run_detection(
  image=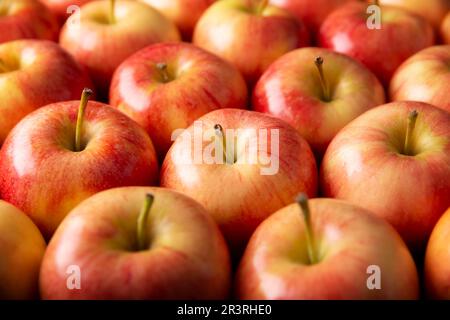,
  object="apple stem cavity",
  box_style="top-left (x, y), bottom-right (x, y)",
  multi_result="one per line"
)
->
top-left (214, 124), bottom-right (234, 165)
top-left (256, 0), bottom-right (268, 15)
top-left (314, 56), bottom-right (331, 102)
top-left (109, 0), bottom-right (116, 24)
top-left (156, 63), bottom-right (170, 83)
top-left (0, 59), bottom-right (7, 73)
top-left (137, 193), bottom-right (154, 251)
top-left (403, 110), bottom-right (418, 156)
top-left (296, 193), bottom-right (318, 265)
top-left (74, 88), bottom-right (93, 152)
